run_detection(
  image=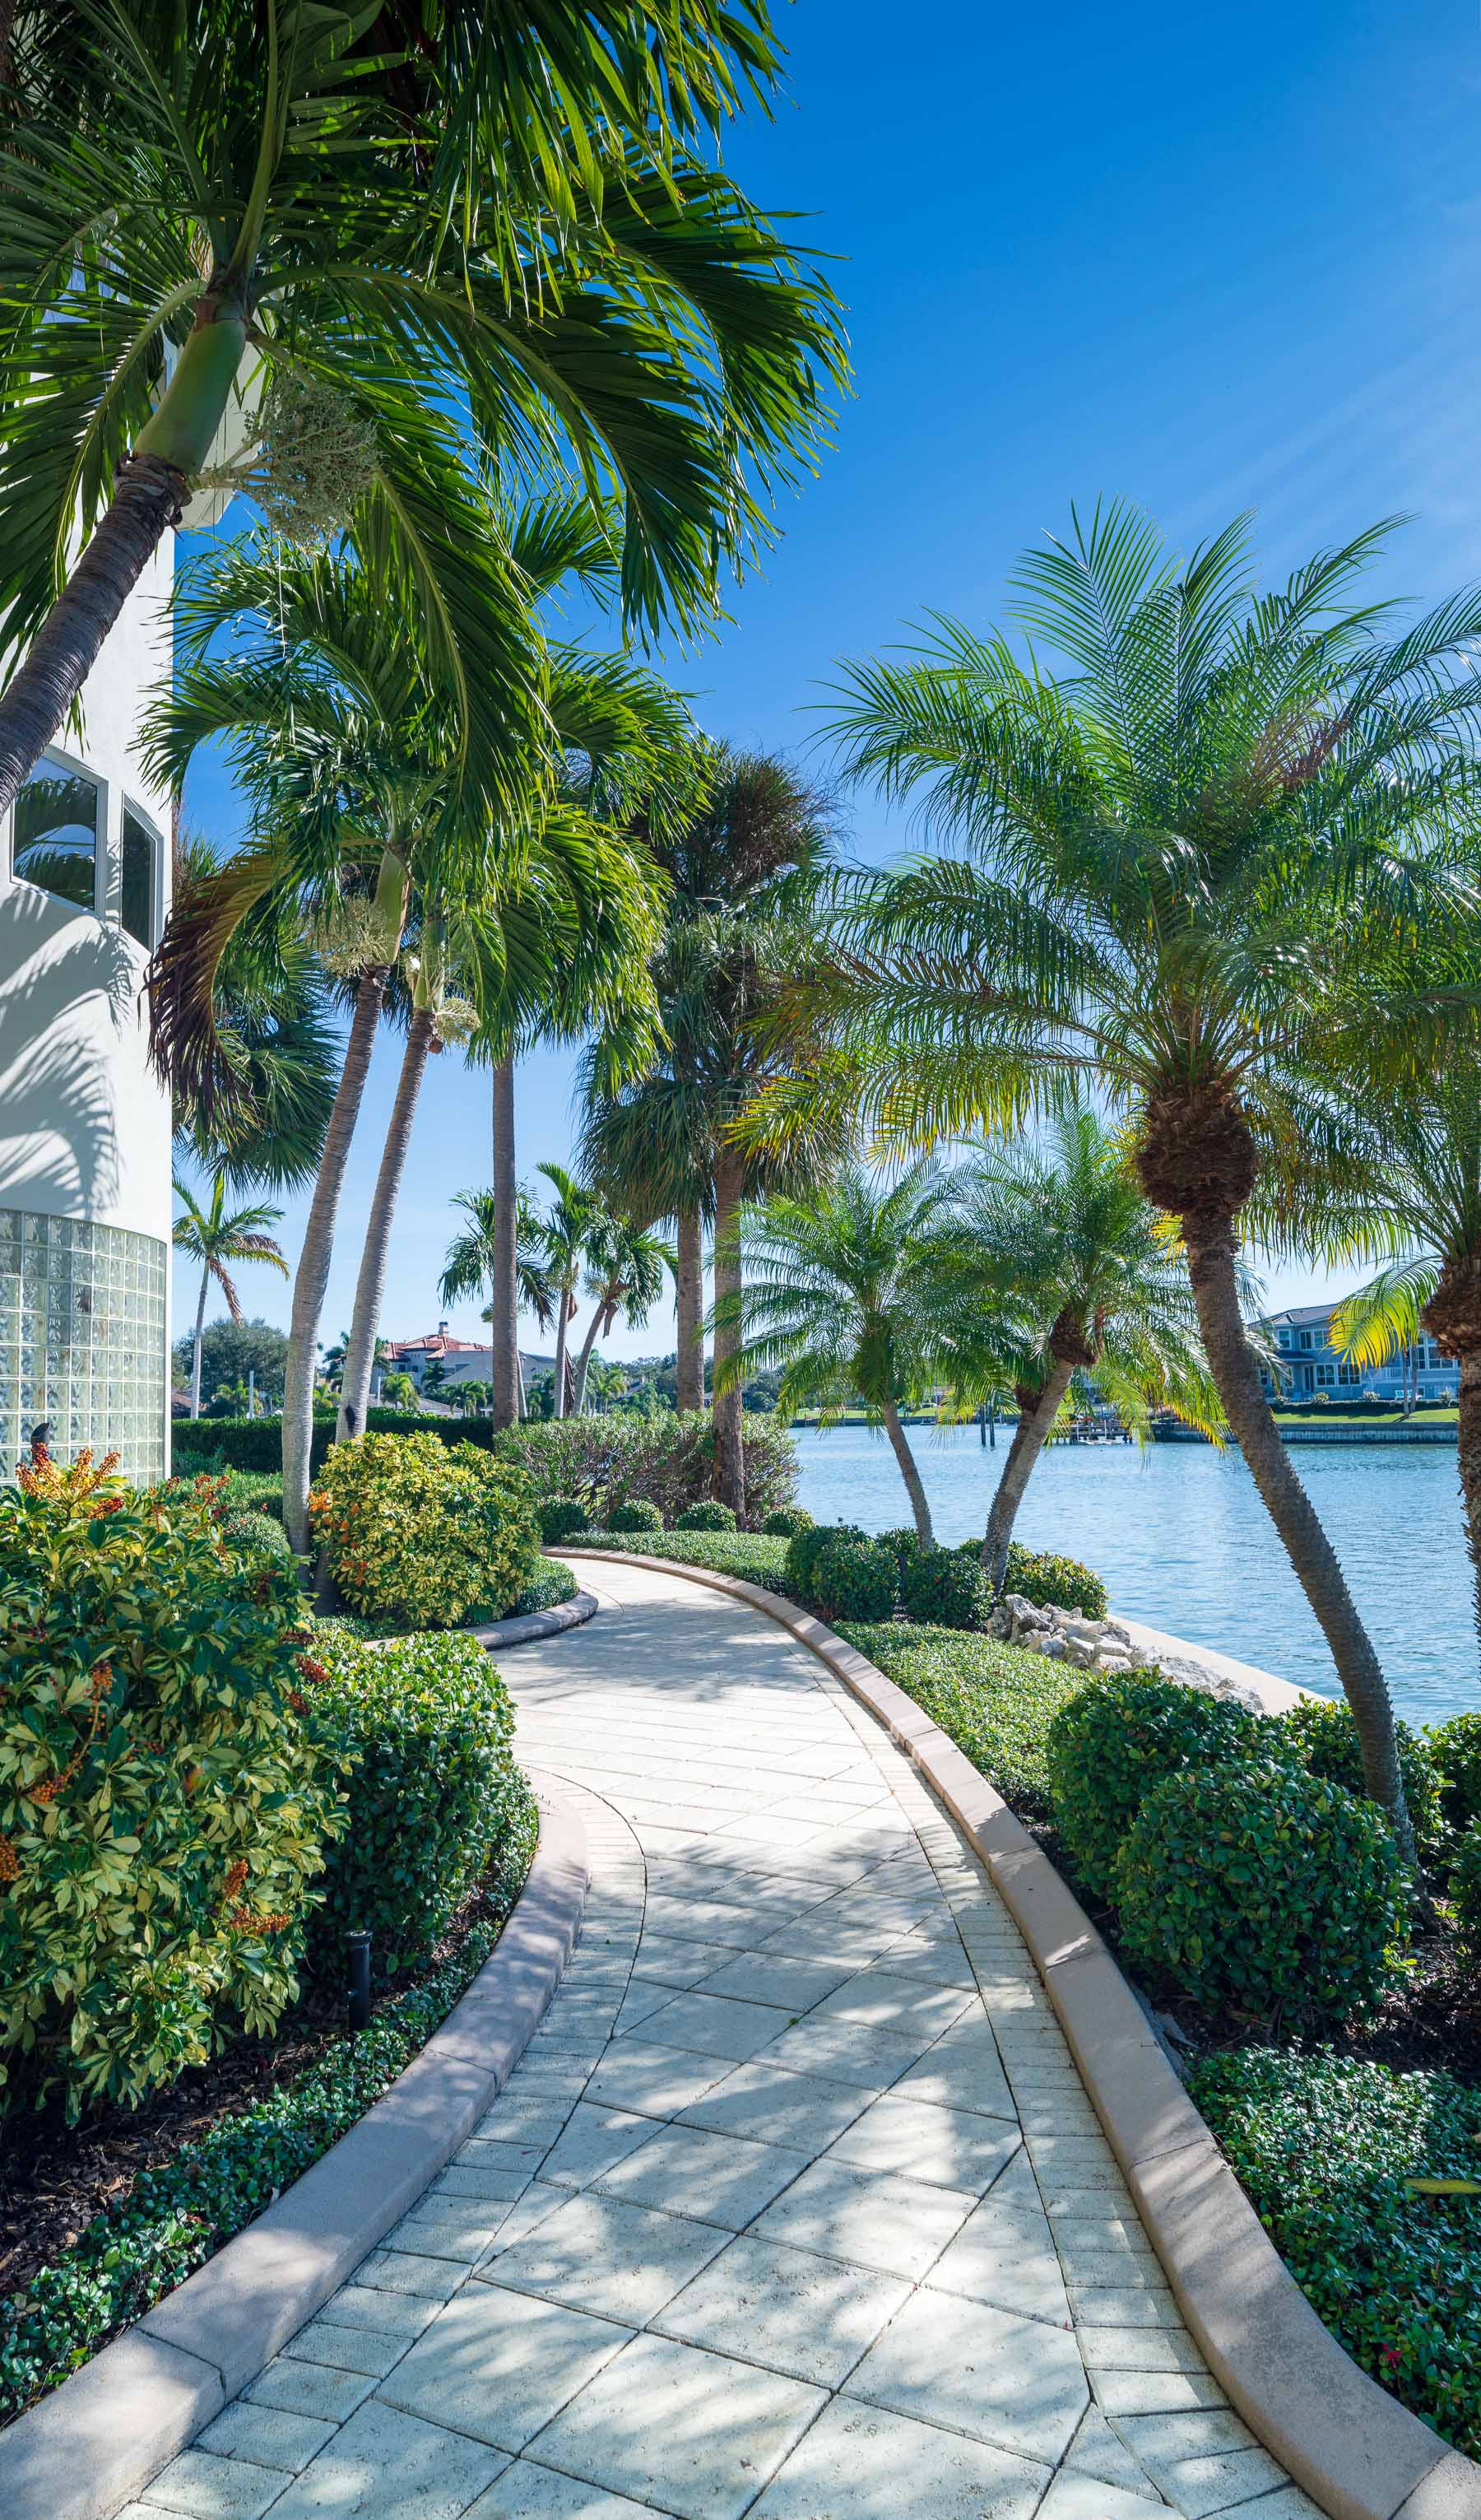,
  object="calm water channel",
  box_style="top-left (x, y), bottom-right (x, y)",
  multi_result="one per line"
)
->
top-left (791, 1424), bottom-right (1480, 1728)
